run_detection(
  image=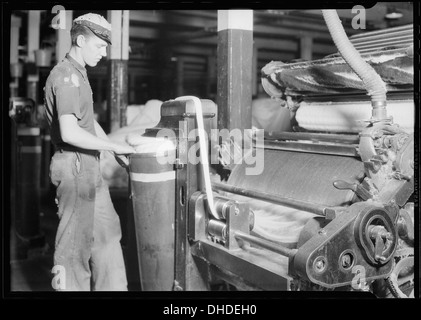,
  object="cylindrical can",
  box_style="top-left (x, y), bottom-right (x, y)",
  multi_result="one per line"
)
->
top-left (129, 139), bottom-right (176, 291)
top-left (16, 127), bottom-right (42, 239)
